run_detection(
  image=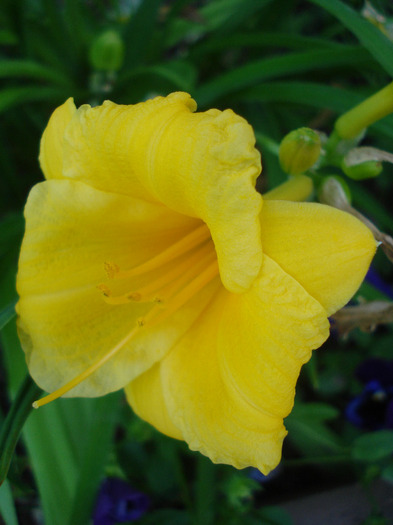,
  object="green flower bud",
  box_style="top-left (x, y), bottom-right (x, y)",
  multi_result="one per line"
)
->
top-left (342, 160), bottom-right (382, 180)
top-left (318, 175), bottom-right (352, 204)
top-left (341, 147), bottom-right (384, 180)
top-left (223, 474), bottom-right (259, 510)
top-left (89, 30), bottom-right (124, 72)
top-left (279, 128), bottom-right (321, 175)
